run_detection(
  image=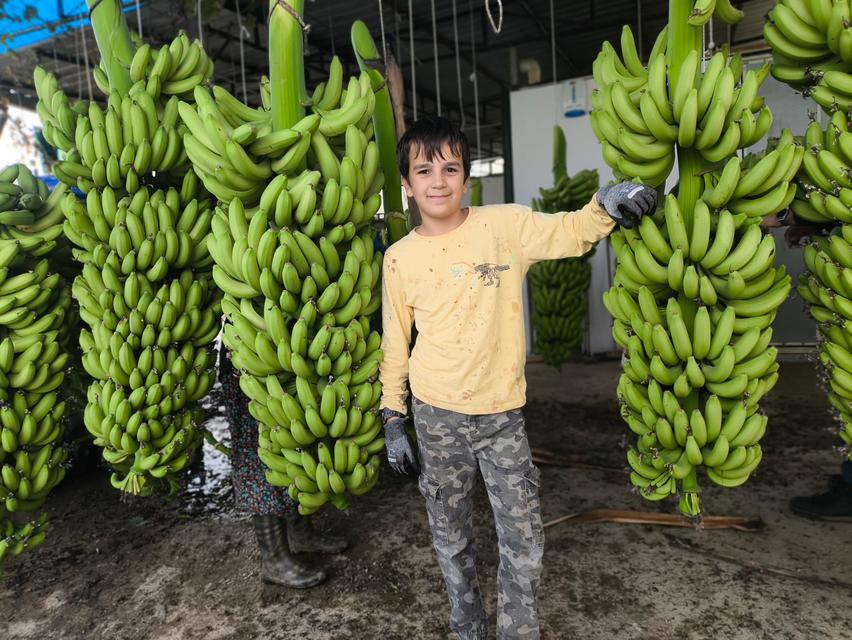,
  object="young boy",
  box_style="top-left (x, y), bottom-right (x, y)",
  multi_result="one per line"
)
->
top-left (379, 116), bottom-right (656, 640)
